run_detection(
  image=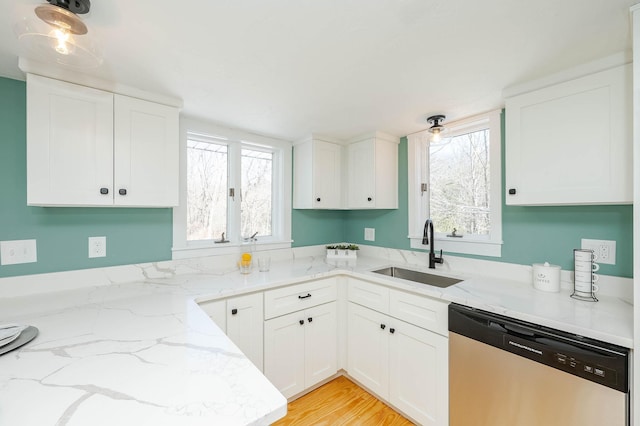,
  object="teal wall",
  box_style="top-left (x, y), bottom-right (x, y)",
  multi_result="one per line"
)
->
top-left (292, 210), bottom-right (346, 247)
top-left (341, 112), bottom-right (633, 278)
top-left (1, 76), bottom-right (633, 279)
top-left (0, 78), bottom-right (173, 278)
